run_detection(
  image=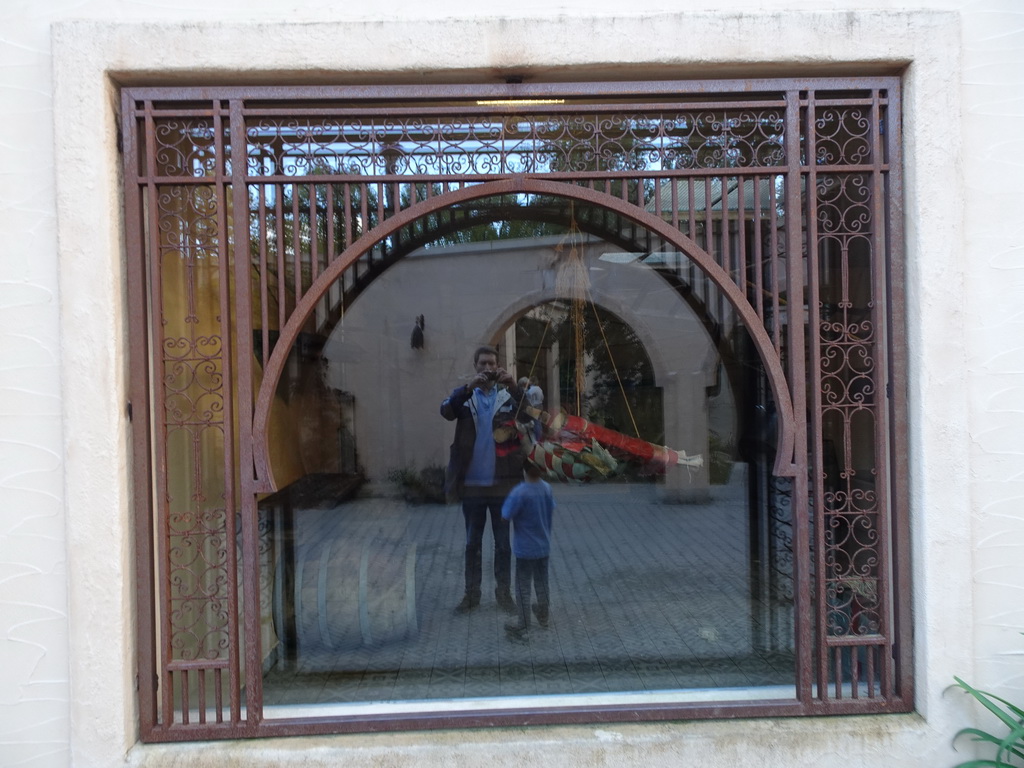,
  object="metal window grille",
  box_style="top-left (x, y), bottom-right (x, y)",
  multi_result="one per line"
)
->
top-left (122, 78), bottom-right (911, 741)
